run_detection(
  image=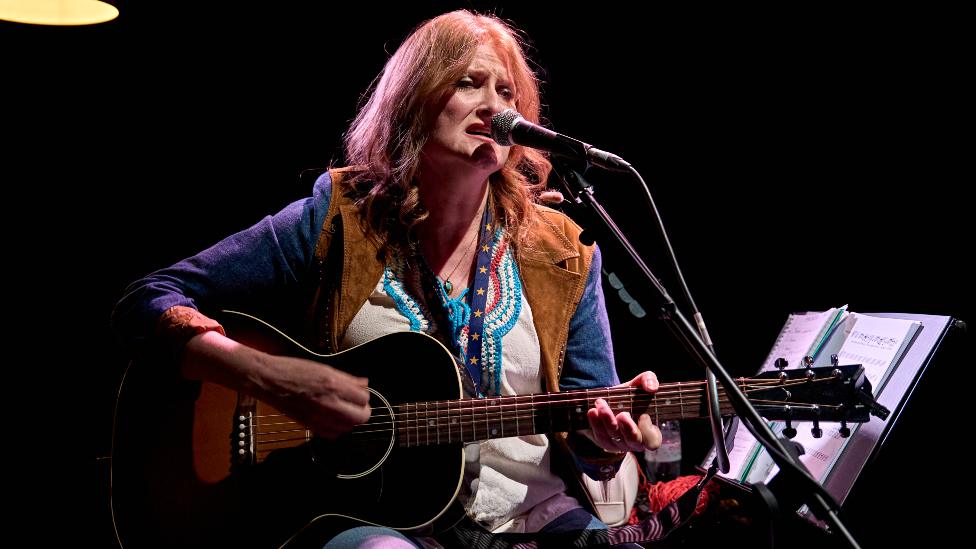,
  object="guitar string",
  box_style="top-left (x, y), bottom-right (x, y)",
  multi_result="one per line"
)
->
top-left (254, 410), bottom-right (844, 448)
top-left (249, 395), bottom-right (742, 436)
top-left (251, 399), bottom-right (840, 438)
top-left (238, 378), bottom-right (847, 446)
top-left (321, 400), bottom-right (833, 438)
top-left (246, 391), bottom-right (842, 441)
top-left (250, 396), bottom-right (843, 442)
top-left (247, 376), bottom-right (830, 420)
top-left (248, 396), bottom-right (742, 437)
top-left (247, 376), bottom-right (837, 422)
top-left (251, 396), bottom-right (841, 448)
top-left (250, 397), bottom-right (843, 448)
